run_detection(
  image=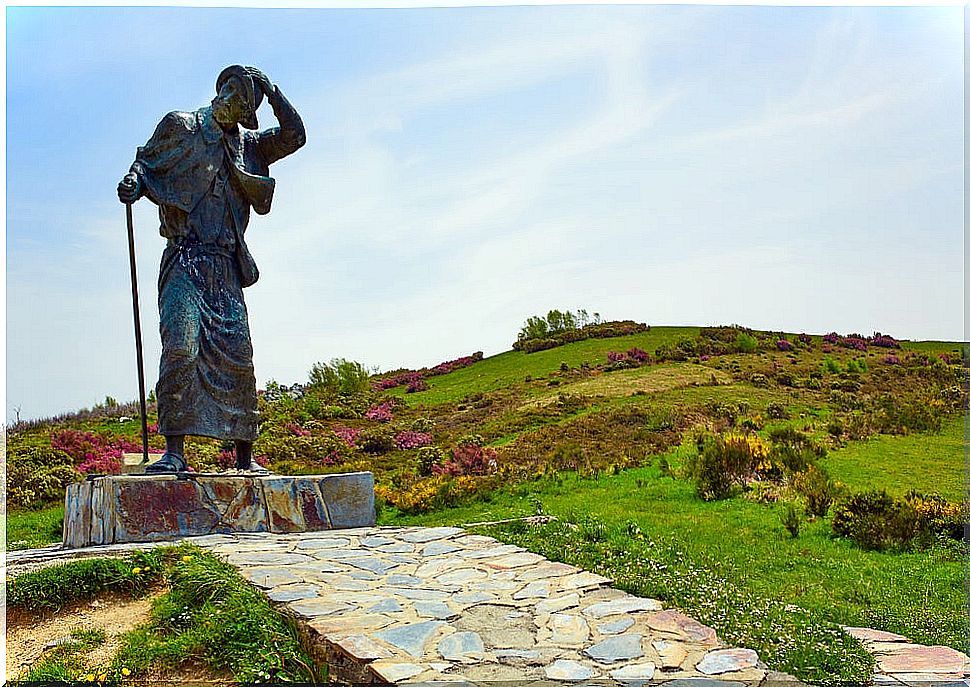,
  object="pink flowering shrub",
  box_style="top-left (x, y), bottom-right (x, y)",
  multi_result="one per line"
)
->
top-left (606, 348), bottom-right (651, 367)
top-left (407, 378), bottom-right (429, 393)
top-left (285, 422), bottom-right (311, 437)
top-left (372, 352), bottom-right (485, 391)
top-left (52, 429), bottom-right (143, 475)
top-left (822, 332), bottom-right (839, 344)
top-left (776, 339), bottom-right (794, 352)
top-left (882, 354), bottom-right (901, 365)
top-left (871, 333), bottom-right (901, 349)
top-left (798, 333), bottom-right (812, 346)
top-left (394, 431), bottom-right (433, 450)
top-left (433, 443), bottom-right (497, 476)
top-left (365, 402), bottom-right (394, 423)
top-left (333, 426), bottom-right (362, 448)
